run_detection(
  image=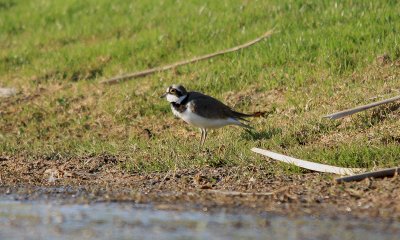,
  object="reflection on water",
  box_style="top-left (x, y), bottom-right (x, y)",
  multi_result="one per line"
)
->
top-left (0, 200), bottom-right (399, 240)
